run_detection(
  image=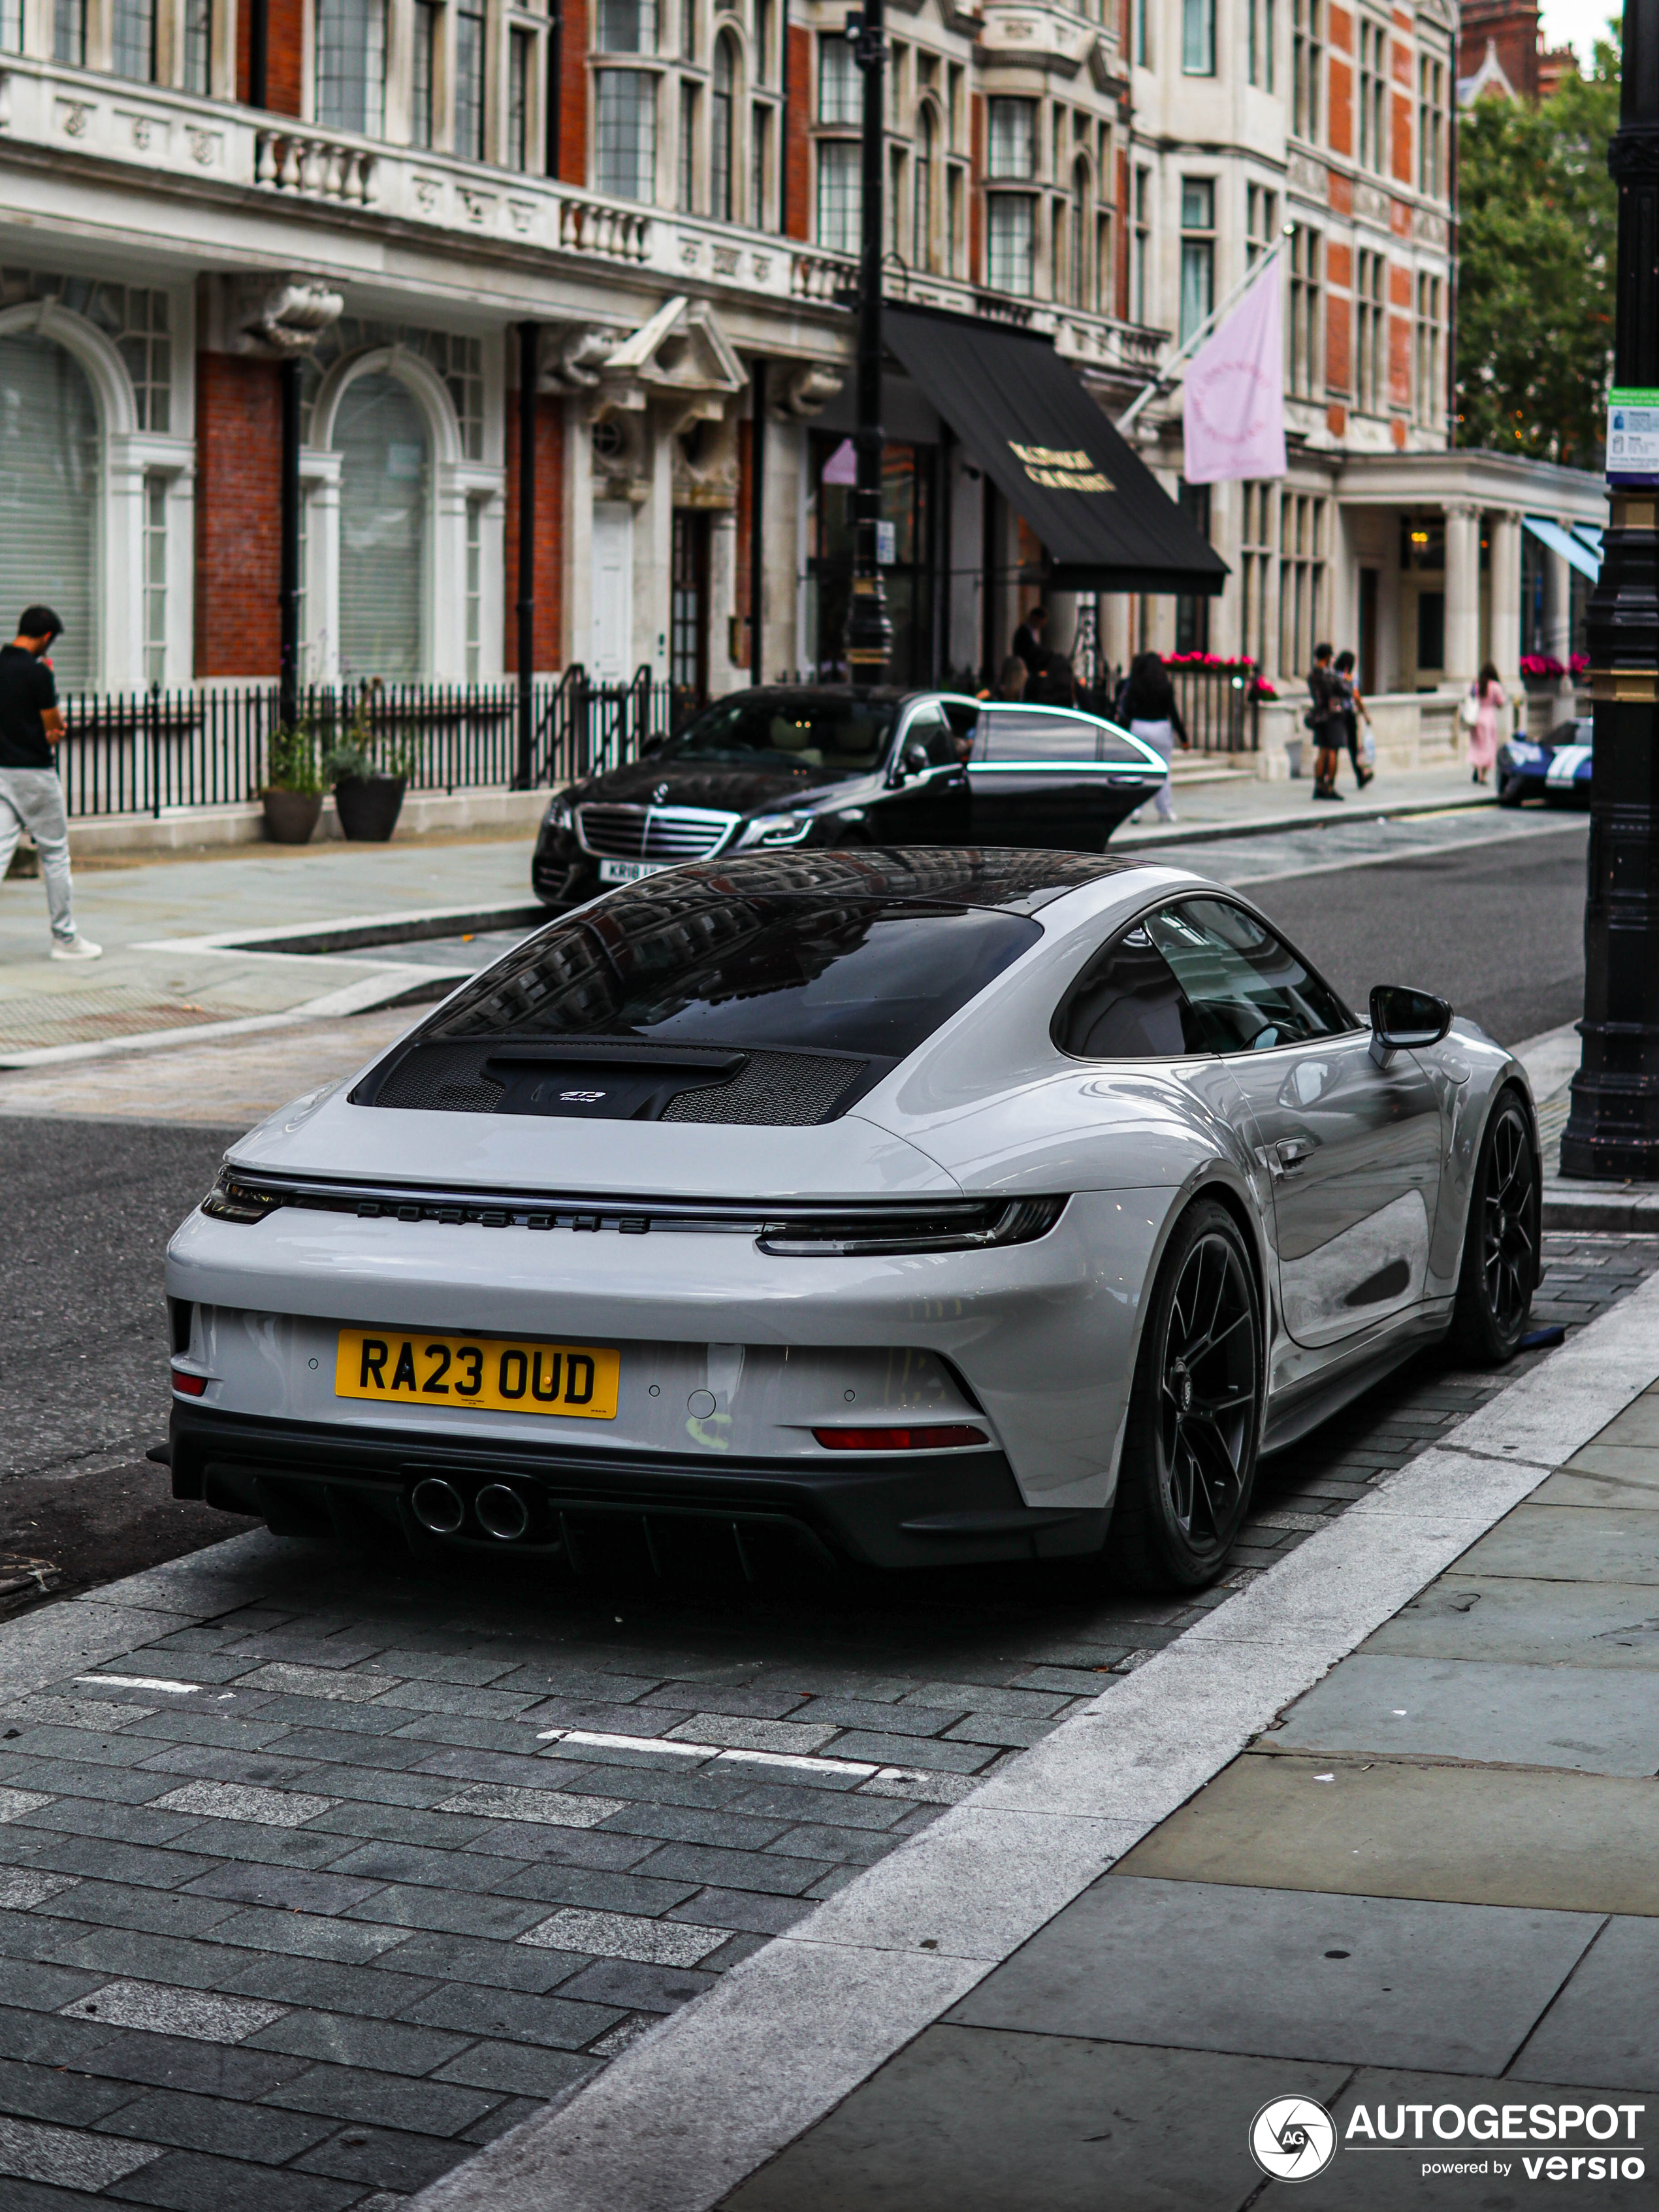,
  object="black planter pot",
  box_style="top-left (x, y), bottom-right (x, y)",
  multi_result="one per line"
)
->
top-left (262, 789), bottom-right (323, 845)
top-left (333, 775), bottom-right (406, 842)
